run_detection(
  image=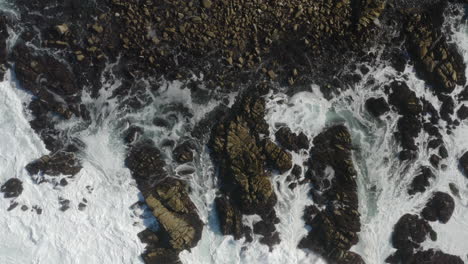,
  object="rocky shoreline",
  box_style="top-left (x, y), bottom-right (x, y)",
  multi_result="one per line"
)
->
top-left (0, 0), bottom-right (467, 263)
